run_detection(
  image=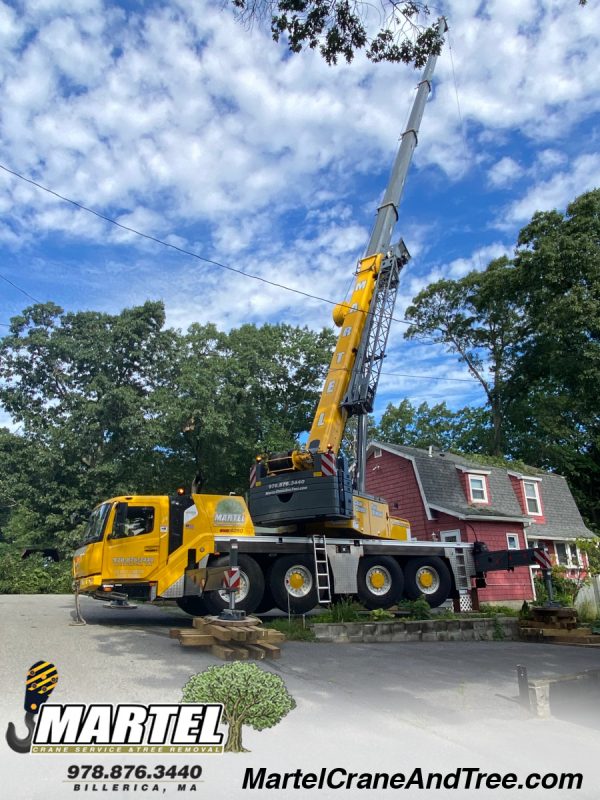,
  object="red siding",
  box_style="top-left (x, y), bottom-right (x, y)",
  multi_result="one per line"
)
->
top-left (367, 450), bottom-right (534, 602)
